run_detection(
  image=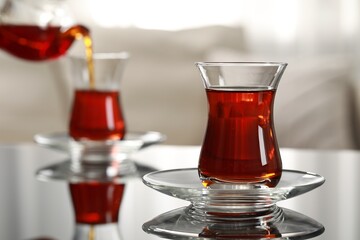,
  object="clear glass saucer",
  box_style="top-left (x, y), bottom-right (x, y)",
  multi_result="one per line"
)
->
top-left (34, 131), bottom-right (166, 163)
top-left (143, 168), bottom-right (325, 223)
top-left (143, 168), bottom-right (325, 206)
top-left (143, 206), bottom-right (325, 240)
top-left (34, 131), bottom-right (166, 153)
